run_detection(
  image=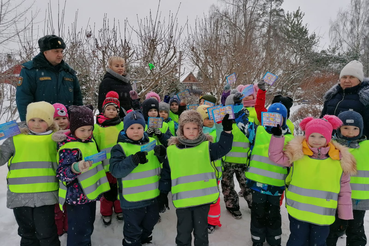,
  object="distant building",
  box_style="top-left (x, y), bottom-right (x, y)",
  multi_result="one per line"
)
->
top-left (180, 72), bottom-right (202, 94)
top-left (0, 64), bottom-right (22, 86)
